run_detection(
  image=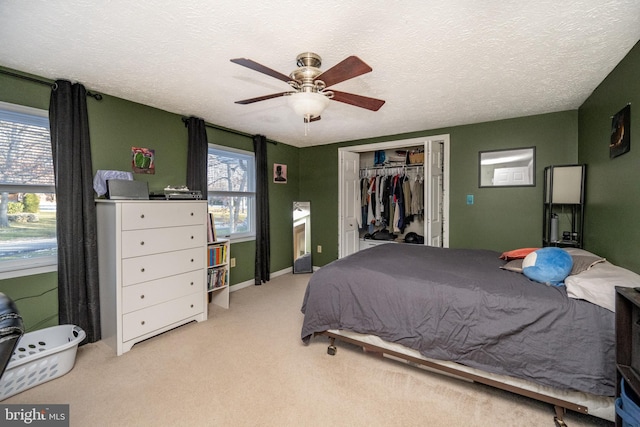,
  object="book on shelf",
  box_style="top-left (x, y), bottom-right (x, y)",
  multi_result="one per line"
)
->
top-left (207, 212), bottom-right (217, 243)
top-left (207, 244), bottom-right (227, 267)
top-left (207, 267), bottom-right (227, 290)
